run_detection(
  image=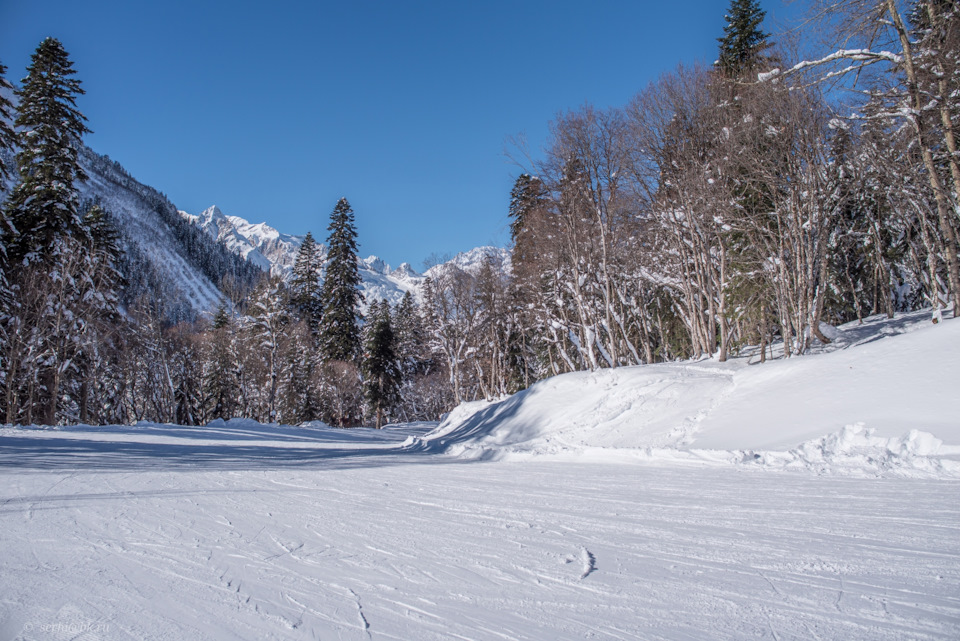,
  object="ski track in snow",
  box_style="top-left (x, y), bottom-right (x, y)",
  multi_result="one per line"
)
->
top-left (0, 427), bottom-right (957, 640)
